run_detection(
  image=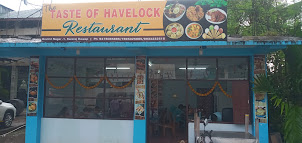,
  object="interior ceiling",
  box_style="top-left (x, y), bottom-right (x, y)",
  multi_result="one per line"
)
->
top-left (0, 58), bottom-right (30, 66)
